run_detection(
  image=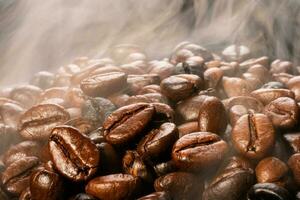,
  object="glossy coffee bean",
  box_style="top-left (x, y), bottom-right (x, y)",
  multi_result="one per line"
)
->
top-left (30, 169), bottom-right (62, 200)
top-left (138, 84), bottom-right (162, 95)
top-left (154, 172), bottom-right (203, 200)
top-left (264, 97), bottom-right (299, 129)
top-left (127, 74), bottom-right (160, 94)
top-left (65, 117), bottom-right (96, 135)
top-left (96, 142), bottom-right (120, 175)
top-left (160, 74), bottom-right (202, 101)
top-left (203, 156), bottom-right (255, 200)
top-left (232, 113), bottom-right (275, 159)
top-left (151, 103), bottom-right (175, 126)
top-left (19, 104), bottom-right (70, 140)
top-left (1, 156), bottom-right (39, 195)
top-left (198, 96), bottom-right (227, 134)
top-left (0, 124), bottom-right (20, 155)
top-left (255, 157), bottom-right (288, 186)
top-left (10, 85), bottom-right (42, 108)
top-left (247, 183), bottom-right (292, 200)
top-left (137, 122), bottom-right (178, 162)
top-left (172, 132), bottom-right (228, 171)
top-left (177, 121), bottom-right (198, 137)
top-left (283, 133), bottom-right (300, 153)
top-left (288, 153), bottom-right (300, 185)
top-left (85, 173), bottom-right (141, 200)
top-left (222, 96), bottom-right (264, 113)
top-left (229, 105), bottom-right (249, 126)
top-left (48, 126), bottom-right (99, 181)
top-left (80, 72), bottom-right (127, 97)
top-left (71, 193), bottom-right (97, 200)
top-left (203, 67), bottom-right (223, 89)
top-left (122, 151), bottom-right (154, 183)
top-left (124, 93), bottom-right (168, 106)
top-left (250, 88), bottom-right (295, 105)
top-left (2, 140), bottom-right (42, 166)
top-left (103, 103), bottom-right (154, 146)
top-left (174, 59), bottom-right (204, 77)
top-left (137, 191), bottom-right (171, 200)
